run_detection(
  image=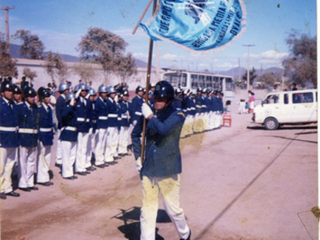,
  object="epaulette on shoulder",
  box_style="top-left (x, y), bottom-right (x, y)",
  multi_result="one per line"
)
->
top-left (176, 111), bottom-right (185, 118)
